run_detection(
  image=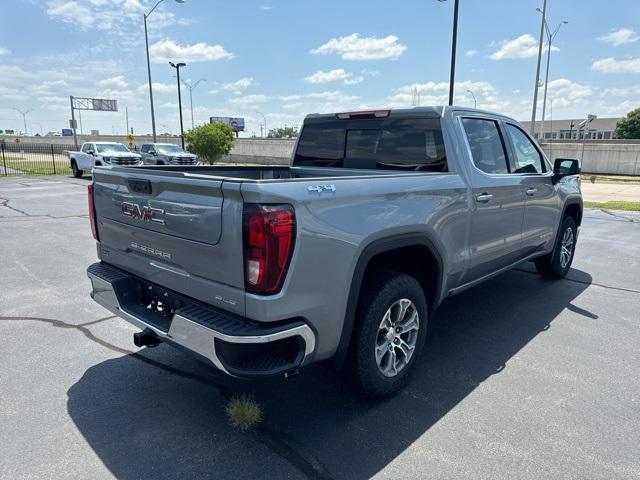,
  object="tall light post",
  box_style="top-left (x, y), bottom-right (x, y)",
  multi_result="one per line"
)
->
top-left (536, 8), bottom-right (567, 140)
top-left (145, 0), bottom-right (185, 142)
top-left (13, 108), bottom-right (32, 136)
top-left (181, 78), bottom-right (206, 128)
top-left (466, 89), bottom-right (477, 108)
top-left (530, 0), bottom-right (547, 137)
top-left (256, 111), bottom-right (267, 138)
top-left (437, 0), bottom-right (460, 106)
top-left (169, 62), bottom-right (187, 148)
